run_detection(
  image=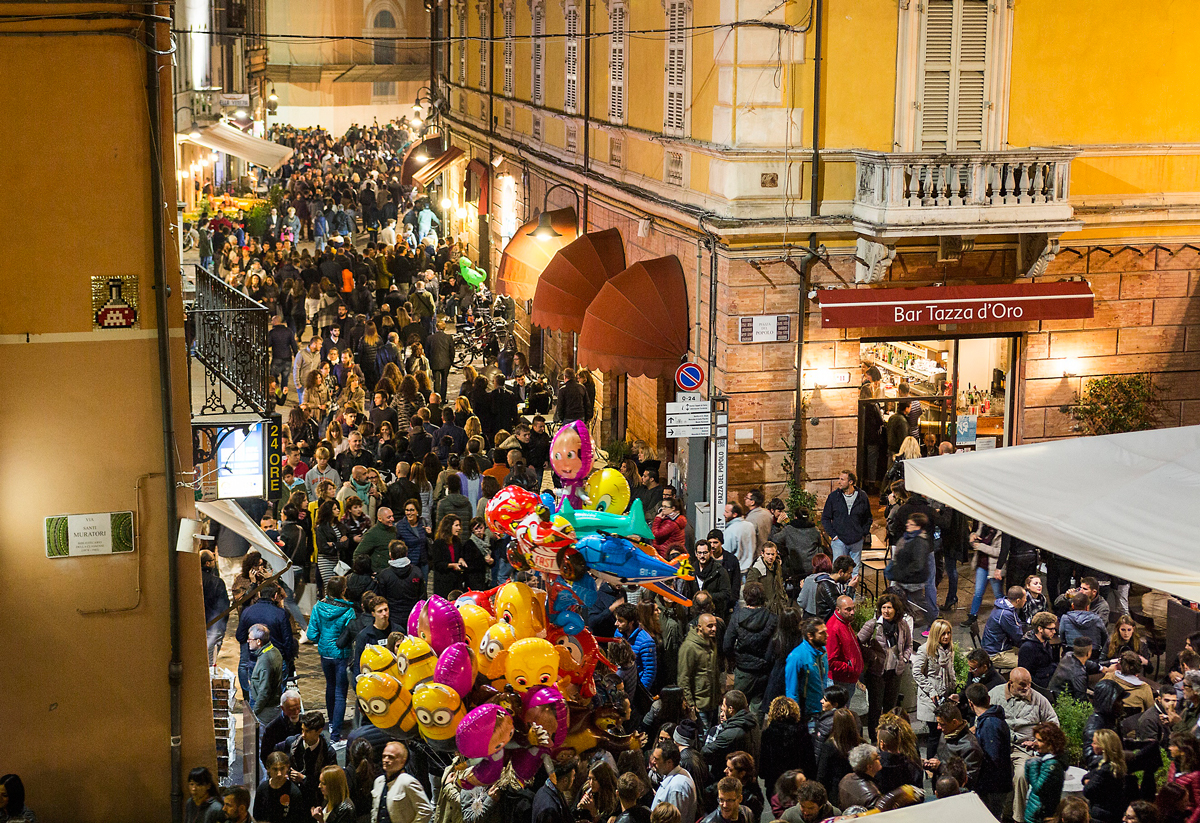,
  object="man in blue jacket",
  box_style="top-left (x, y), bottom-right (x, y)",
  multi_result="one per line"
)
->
top-left (615, 603), bottom-right (657, 690)
top-left (236, 583), bottom-right (297, 691)
top-left (964, 682), bottom-right (1013, 820)
top-left (785, 618), bottom-right (829, 719)
top-left (820, 470), bottom-right (872, 577)
top-left (981, 586), bottom-right (1027, 669)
